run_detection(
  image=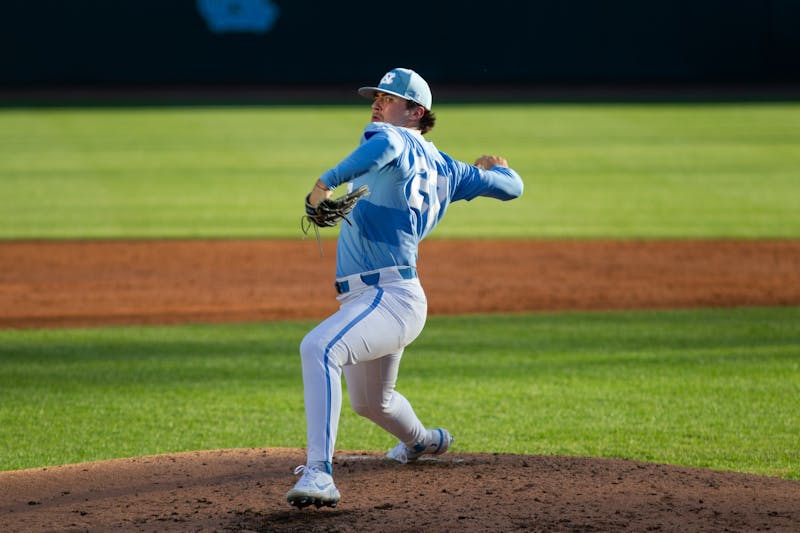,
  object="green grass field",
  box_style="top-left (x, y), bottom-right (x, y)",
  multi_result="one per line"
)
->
top-left (0, 103), bottom-right (798, 479)
top-left (1, 308), bottom-right (798, 478)
top-left (1, 103), bottom-right (798, 238)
